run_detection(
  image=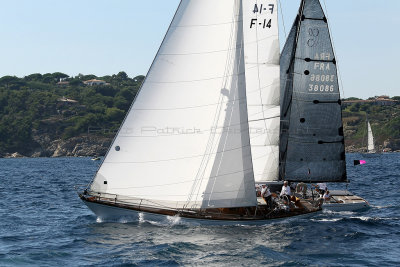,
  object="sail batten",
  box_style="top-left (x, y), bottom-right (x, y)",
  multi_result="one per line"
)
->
top-left (279, 0), bottom-right (347, 183)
